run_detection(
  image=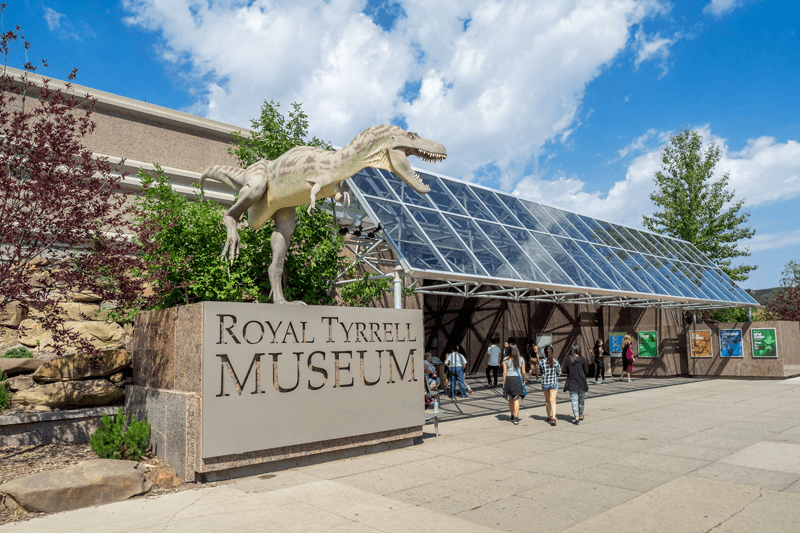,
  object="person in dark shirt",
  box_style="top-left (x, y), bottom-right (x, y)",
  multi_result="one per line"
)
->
top-left (563, 343), bottom-right (589, 425)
